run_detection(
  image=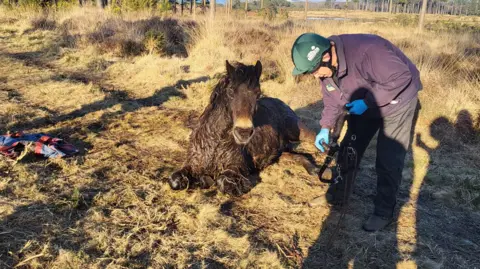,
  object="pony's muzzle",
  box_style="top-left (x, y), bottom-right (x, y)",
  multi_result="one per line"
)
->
top-left (233, 127), bottom-right (254, 144)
